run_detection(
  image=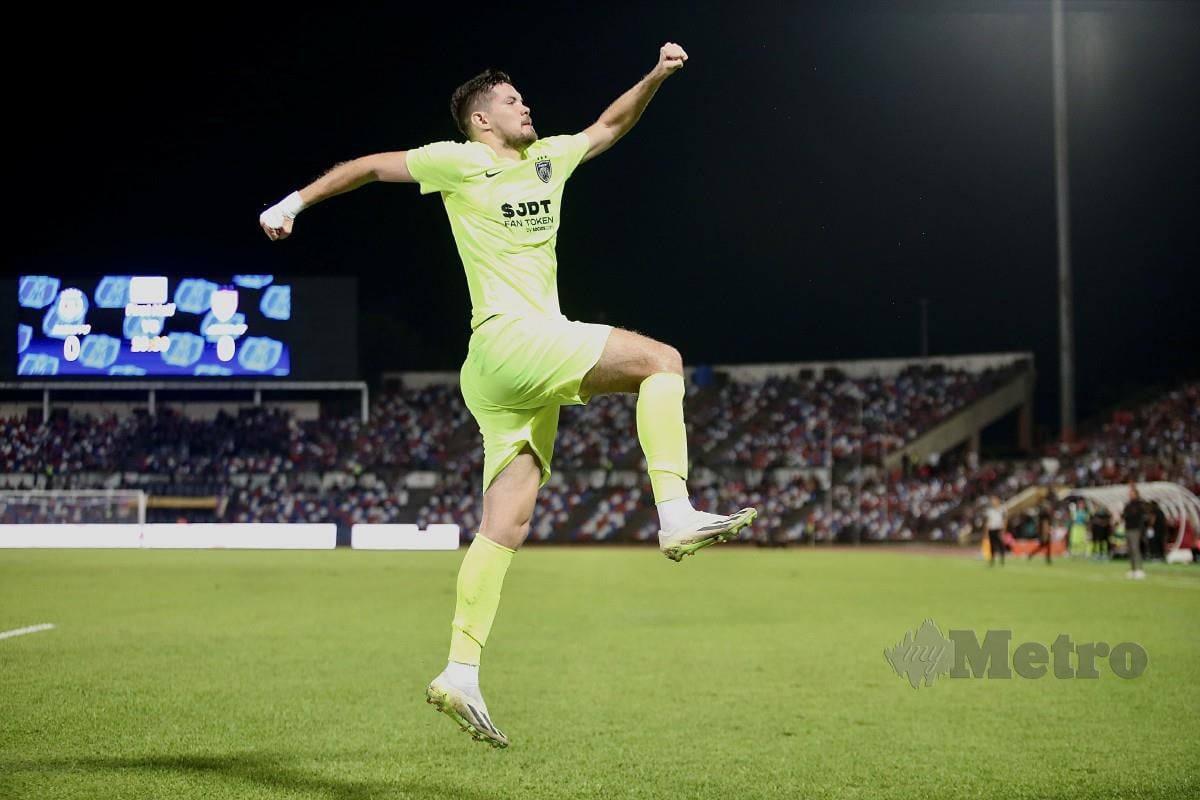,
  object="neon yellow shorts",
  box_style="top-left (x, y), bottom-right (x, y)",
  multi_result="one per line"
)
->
top-left (459, 314), bottom-right (613, 491)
